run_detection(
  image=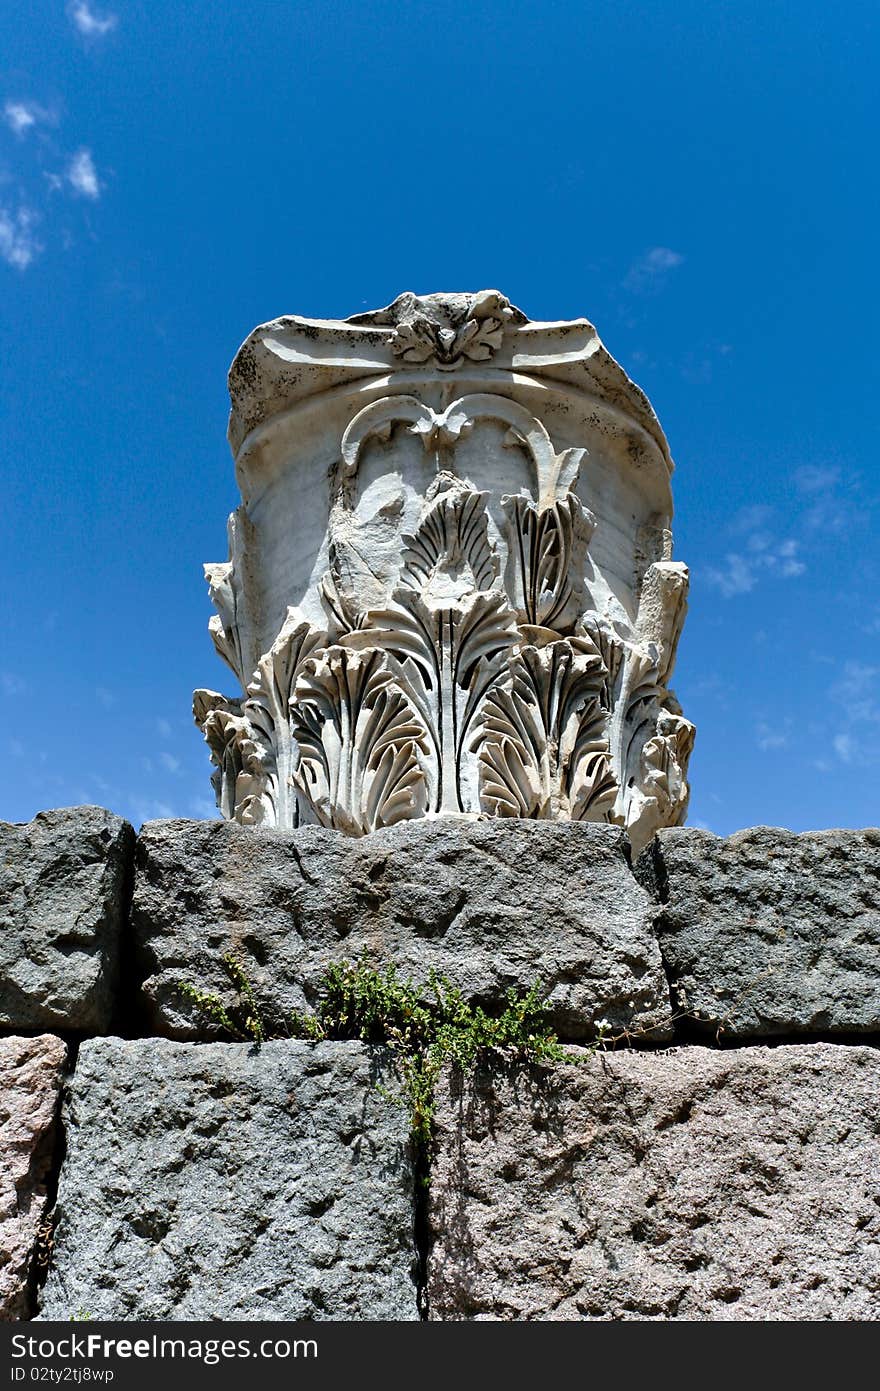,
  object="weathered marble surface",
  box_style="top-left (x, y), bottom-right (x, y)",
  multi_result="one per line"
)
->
top-left (0, 1035), bottom-right (66, 1320)
top-left (0, 807), bottom-right (134, 1031)
top-left (427, 1044), bottom-right (880, 1320)
top-left (132, 817), bottom-right (672, 1042)
top-left (641, 827), bottom-right (880, 1036)
top-left (197, 291), bottom-right (693, 854)
top-left (39, 1040), bottom-right (417, 1320)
